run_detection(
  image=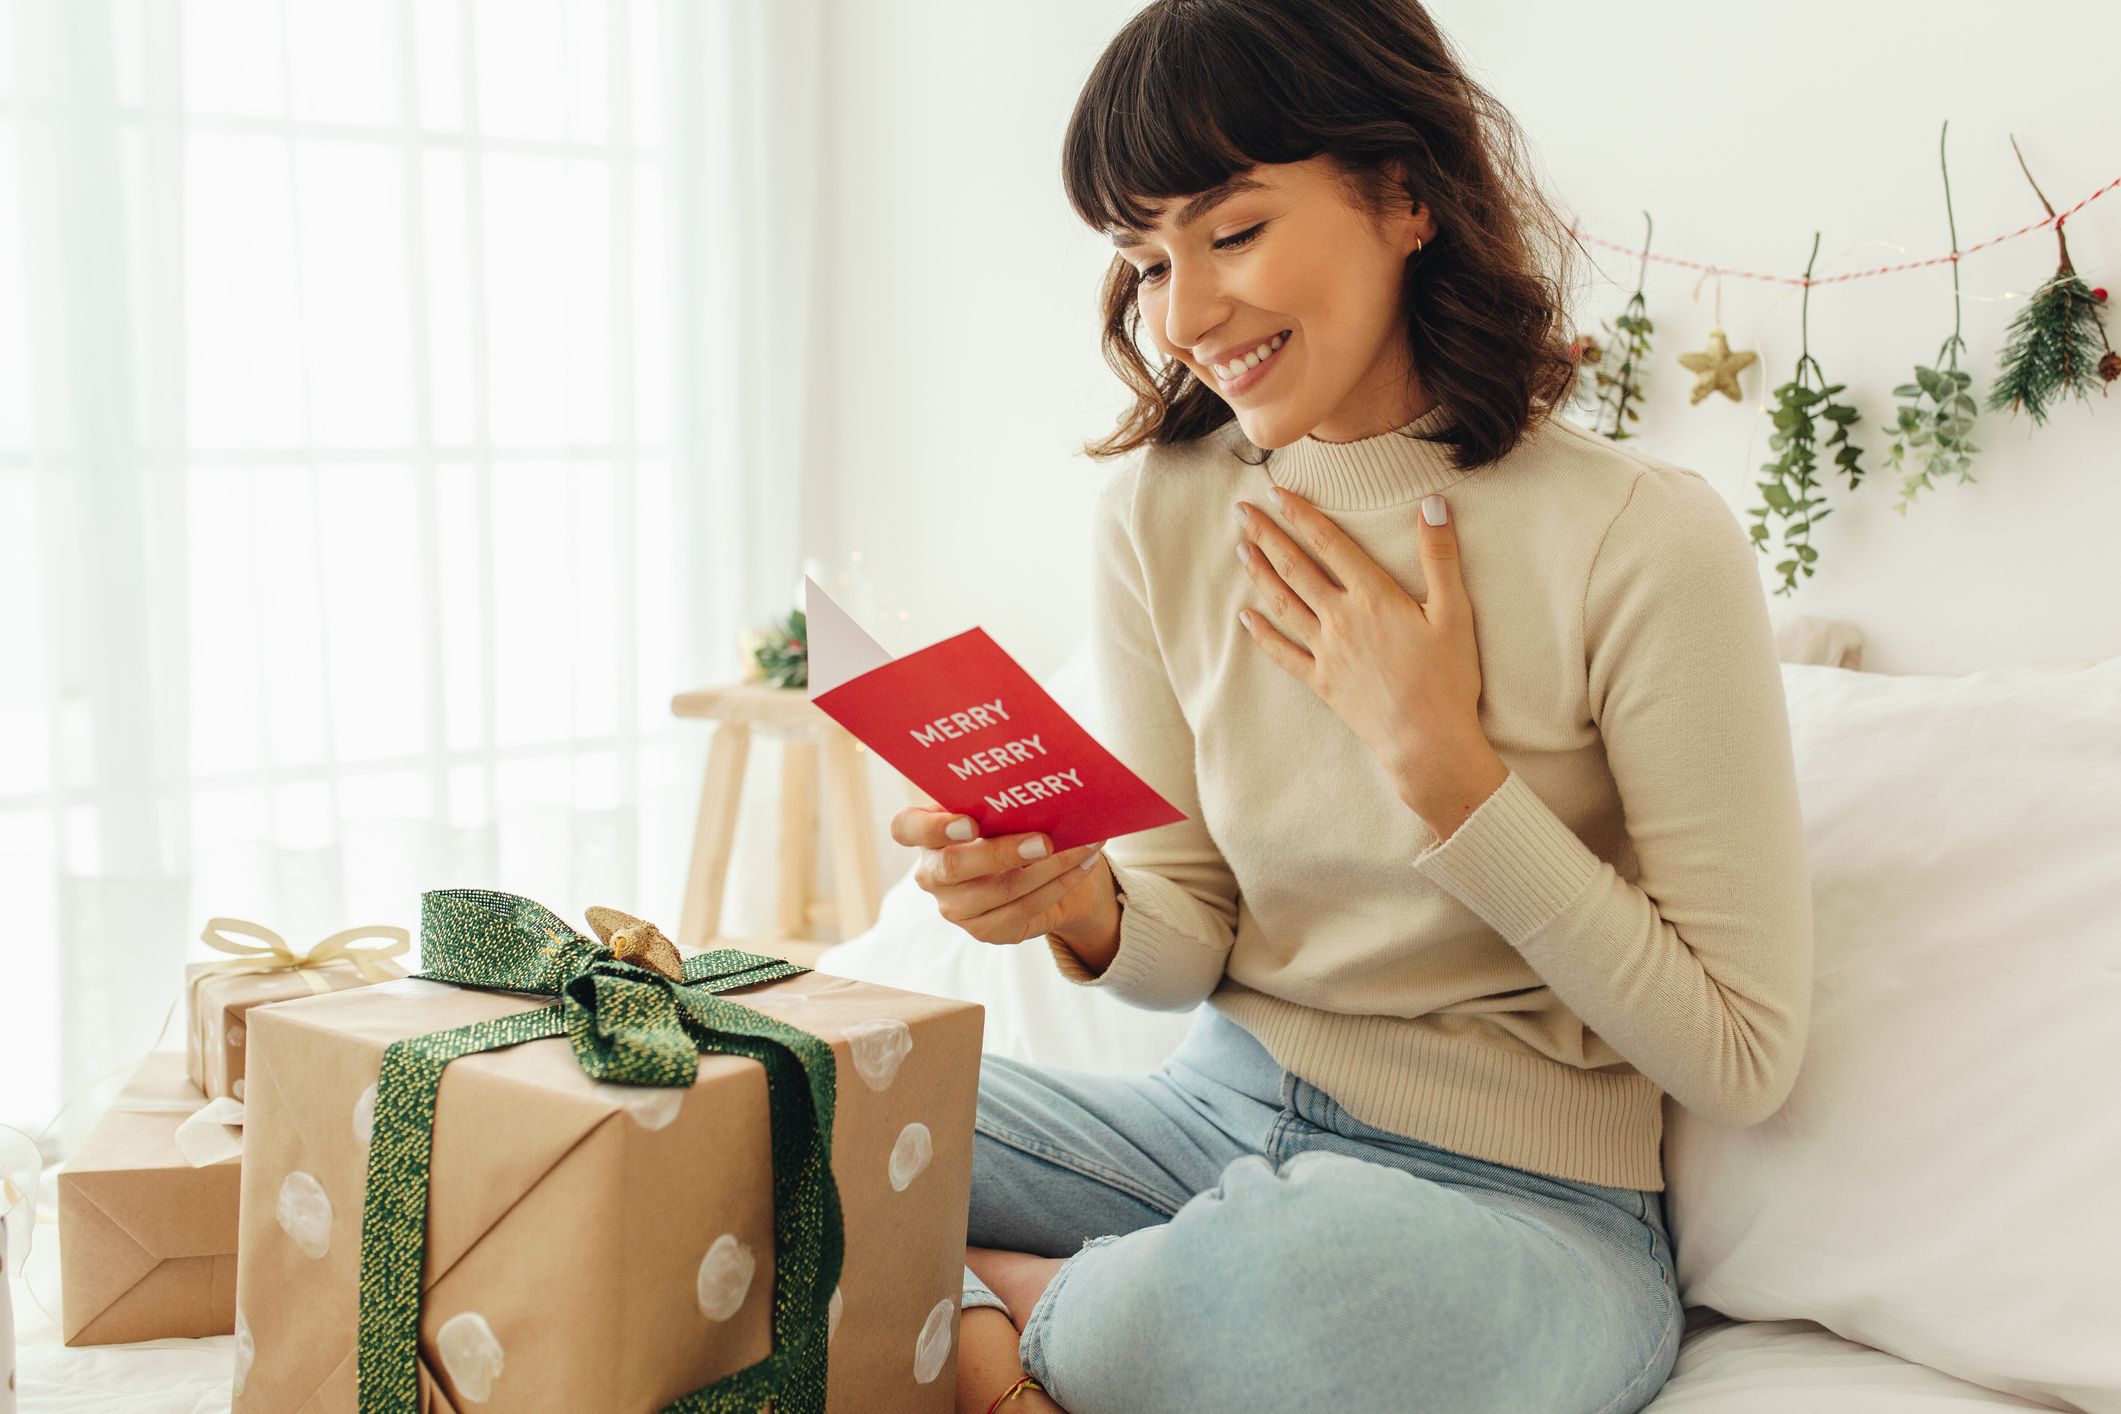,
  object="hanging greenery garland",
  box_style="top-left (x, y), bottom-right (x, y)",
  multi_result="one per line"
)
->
top-left (1572, 213), bottom-right (1655, 439)
top-left (744, 607), bottom-right (809, 689)
top-left (1987, 134), bottom-right (2117, 425)
top-left (1885, 119), bottom-right (1983, 515)
top-left (1749, 232), bottom-right (1866, 598)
